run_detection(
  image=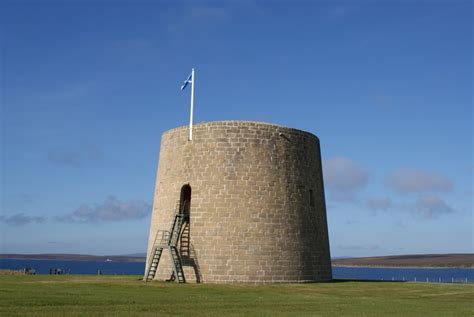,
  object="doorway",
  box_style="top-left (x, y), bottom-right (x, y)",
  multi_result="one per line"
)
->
top-left (179, 184), bottom-right (191, 219)
top-left (178, 183), bottom-right (201, 282)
